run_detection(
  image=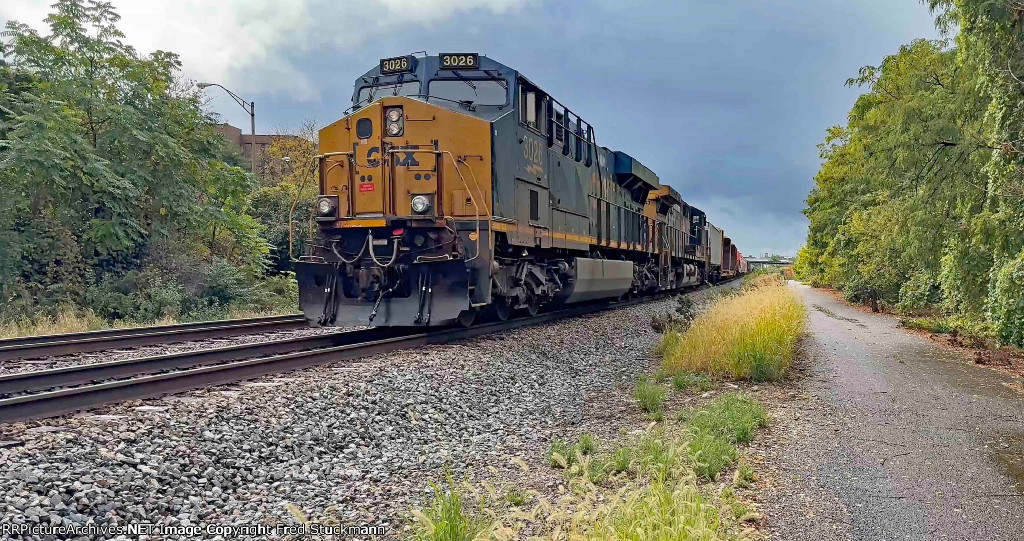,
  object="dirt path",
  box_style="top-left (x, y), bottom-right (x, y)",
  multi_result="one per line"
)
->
top-left (762, 283), bottom-right (1024, 540)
